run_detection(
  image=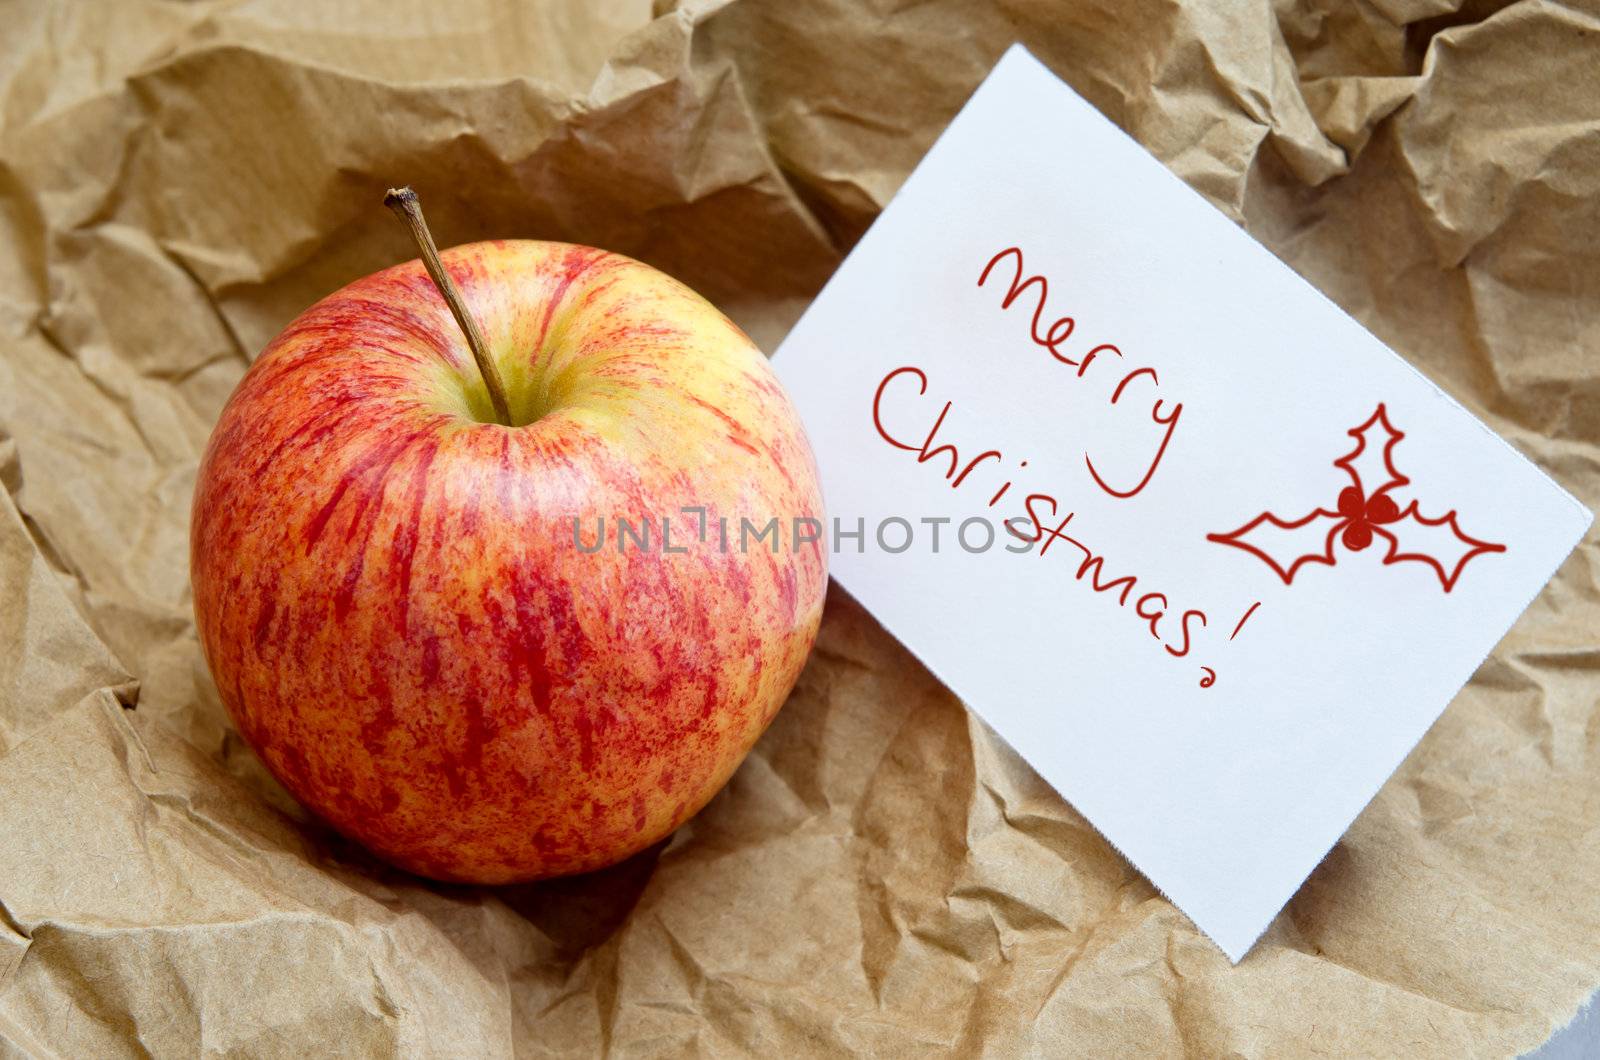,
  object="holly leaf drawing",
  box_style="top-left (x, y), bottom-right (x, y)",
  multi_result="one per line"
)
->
top-left (1206, 507), bottom-right (1345, 586)
top-left (1333, 404), bottom-right (1408, 499)
top-left (1370, 501), bottom-right (1507, 591)
top-left (1207, 404), bottom-right (1506, 592)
